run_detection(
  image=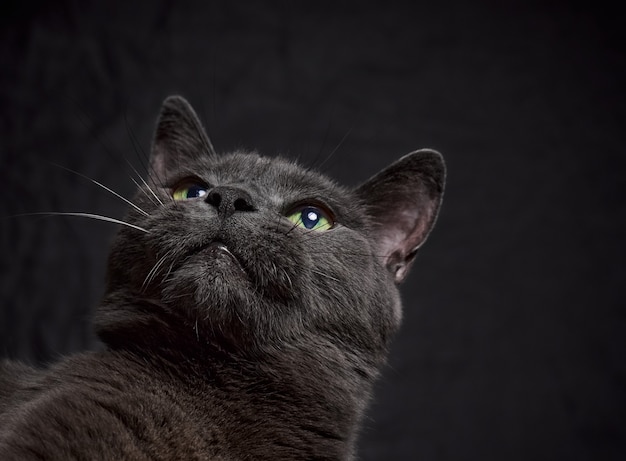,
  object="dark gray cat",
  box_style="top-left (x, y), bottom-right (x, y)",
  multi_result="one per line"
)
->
top-left (0, 96), bottom-right (445, 460)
